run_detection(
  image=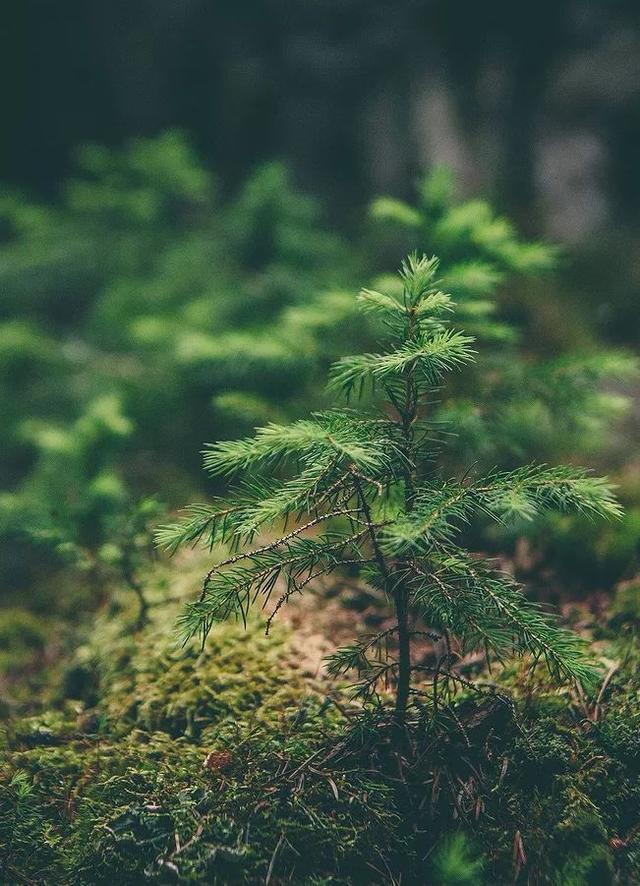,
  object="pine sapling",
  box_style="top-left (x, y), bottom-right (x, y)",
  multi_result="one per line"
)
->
top-left (99, 498), bottom-right (164, 630)
top-left (158, 254), bottom-right (621, 730)
top-left (369, 169), bottom-right (638, 468)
